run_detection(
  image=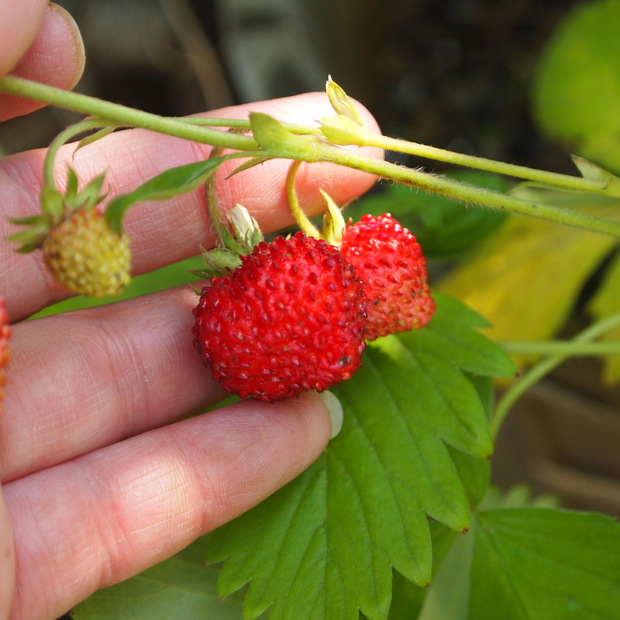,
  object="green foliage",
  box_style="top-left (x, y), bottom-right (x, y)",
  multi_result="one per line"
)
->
top-left (468, 508), bottom-right (620, 620)
top-left (199, 293), bottom-right (514, 620)
top-left (72, 537), bottom-right (245, 620)
top-left (438, 188), bottom-right (620, 367)
top-left (532, 0), bottom-right (620, 173)
top-left (105, 157), bottom-right (228, 234)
